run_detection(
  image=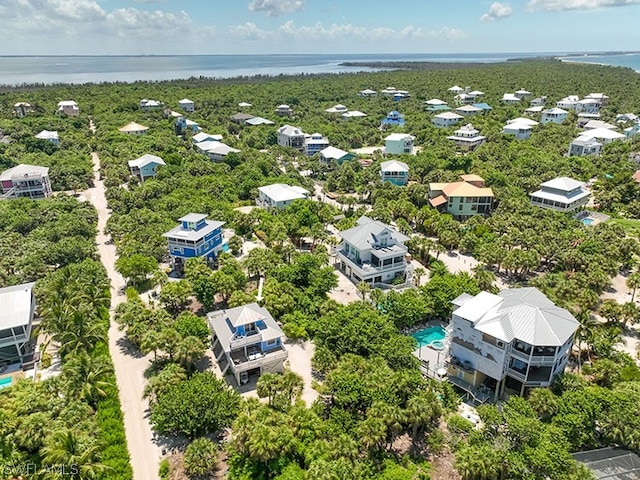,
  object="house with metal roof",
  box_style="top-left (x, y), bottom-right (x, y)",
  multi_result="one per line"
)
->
top-left (432, 111), bottom-right (464, 128)
top-left (196, 142), bottom-right (241, 162)
top-left (277, 125), bottom-right (306, 152)
top-left (541, 107), bottom-right (569, 125)
top-left (230, 112), bottom-right (255, 124)
top-left (162, 213), bottom-right (227, 271)
top-left (275, 104), bottom-right (293, 117)
top-left (502, 117), bottom-right (539, 140)
top-left (14, 102), bottom-right (32, 118)
top-left (0, 282), bottom-right (36, 367)
top-left (119, 122), bottom-right (149, 135)
top-left (455, 105), bottom-right (483, 117)
top-left (428, 174), bottom-right (494, 220)
top-left (57, 100), bottom-right (79, 116)
top-left (209, 303), bottom-right (287, 386)
top-left (501, 93), bottom-right (521, 104)
top-left (35, 130), bottom-right (59, 145)
top-left (304, 133), bottom-right (330, 157)
top-left (178, 98), bottom-right (194, 112)
top-left (384, 133), bottom-right (414, 155)
top-left (0, 164), bottom-right (52, 199)
top-left (320, 146), bottom-right (356, 165)
top-left (257, 184), bottom-right (310, 209)
top-left (515, 88), bottom-right (532, 99)
top-left (446, 287), bottom-right (579, 400)
top-left (380, 160), bottom-right (409, 186)
top-left (447, 124), bottom-right (486, 150)
top-left (139, 99), bottom-right (162, 112)
top-left (381, 111), bottom-right (405, 127)
top-left (245, 116), bottom-right (275, 126)
top-left (334, 216), bottom-right (410, 287)
top-left (128, 154), bottom-right (166, 181)
top-left (192, 132), bottom-right (223, 144)
top-left (358, 89), bottom-right (377, 97)
top-left (530, 177), bottom-right (591, 211)
top-left (556, 95), bottom-right (580, 110)
top-left (568, 136), bottom-right (603, 157)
